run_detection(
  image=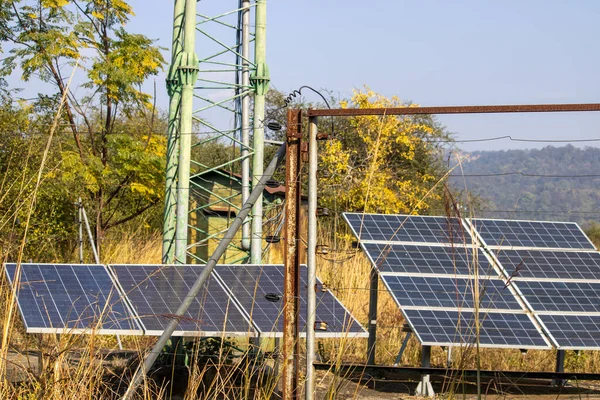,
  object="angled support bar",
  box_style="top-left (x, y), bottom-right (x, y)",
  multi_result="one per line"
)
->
top-left (122, 142), bottom-right (287, 400)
